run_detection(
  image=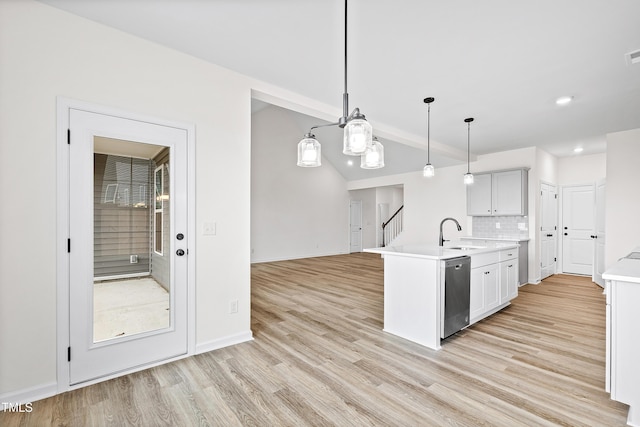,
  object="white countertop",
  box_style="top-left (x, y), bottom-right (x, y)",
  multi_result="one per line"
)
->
top-left (364, 240), bottom-right (520, 260)
top-left (461, 236), bottom-right (530, 242)
top-left (603, 248), bottom-right (640, 284)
